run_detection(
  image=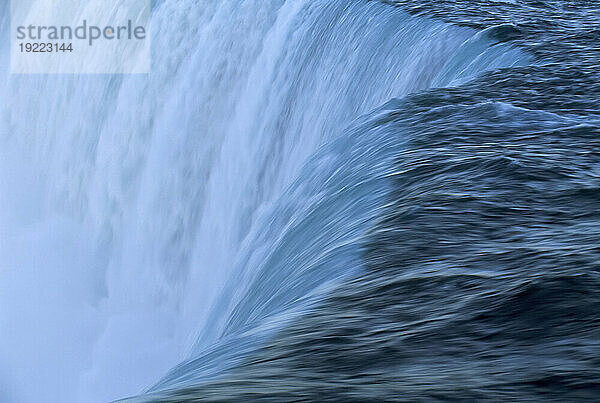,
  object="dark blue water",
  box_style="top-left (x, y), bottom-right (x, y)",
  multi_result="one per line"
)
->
top-left (128, 1), bottom-right (600, 401)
